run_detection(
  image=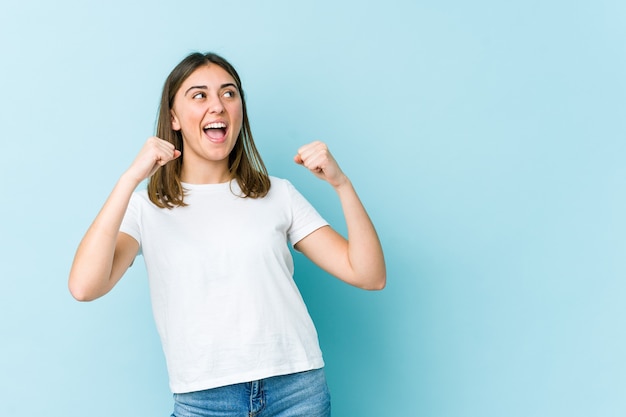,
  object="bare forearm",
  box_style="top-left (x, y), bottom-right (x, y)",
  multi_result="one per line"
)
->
top-left (69, 137), bottom-right (180, 301)
top-left (68, 173), bottom-right (140, 301)
top-left (334, 178), bottom-right (386, 290)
